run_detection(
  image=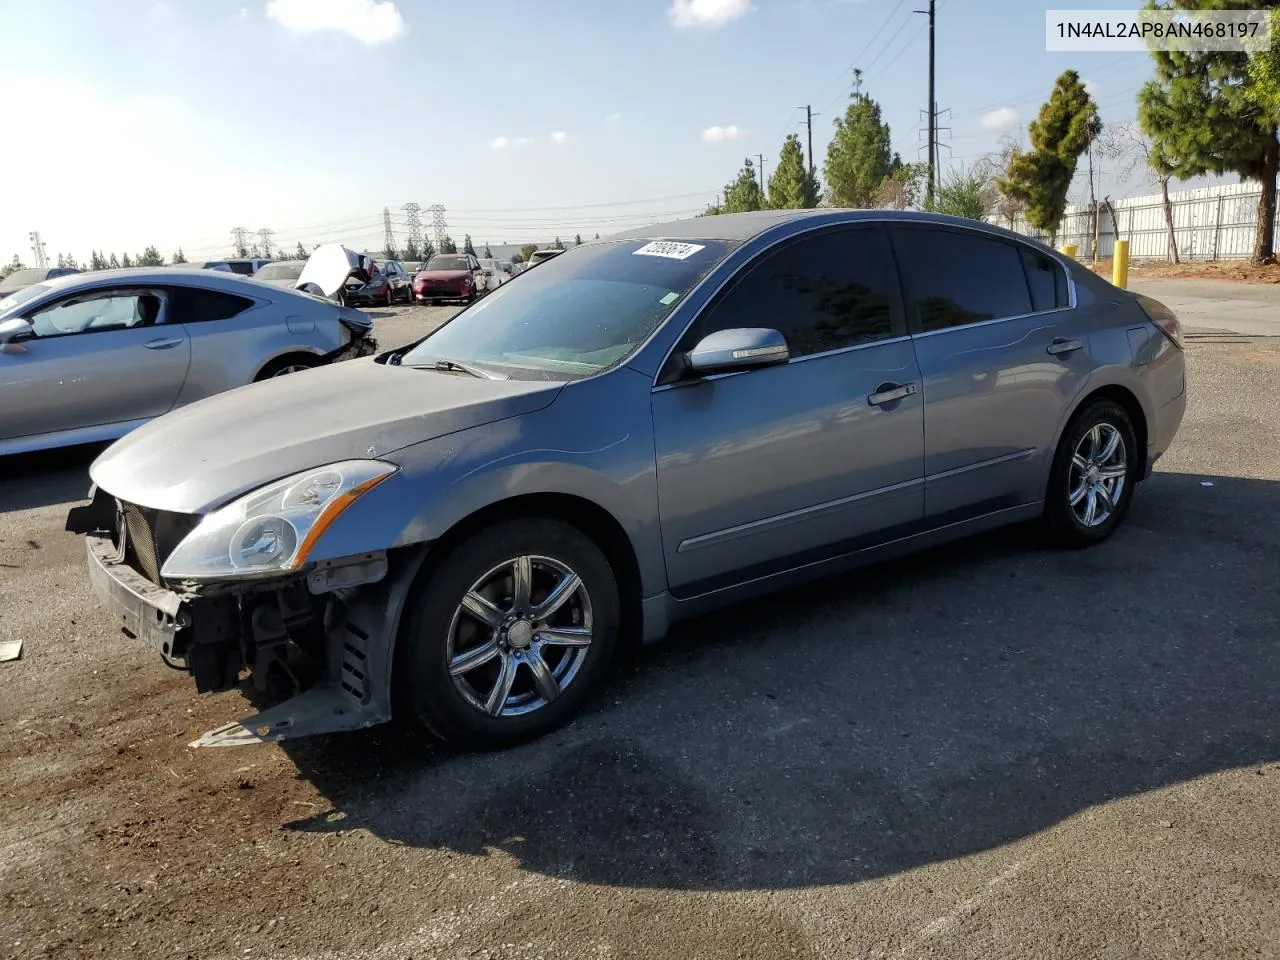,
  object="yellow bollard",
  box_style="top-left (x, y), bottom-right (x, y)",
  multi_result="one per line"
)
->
top-left (1112, 239), bottom-right (1130, 289)
top-left (1059, 244), bottom-right (1078, 259)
